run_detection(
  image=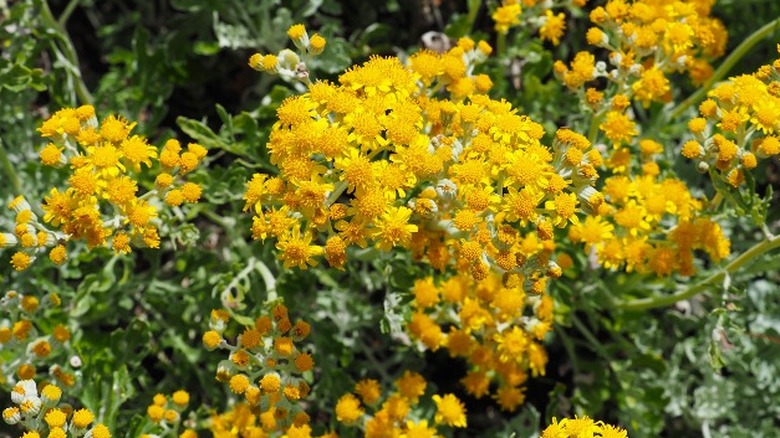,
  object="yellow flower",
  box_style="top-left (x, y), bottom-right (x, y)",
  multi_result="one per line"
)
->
top-left (539, 10), bottom-right (566, 46)
top-left (287, 24), bottom-right (306, 42)
top-left (335, 393), bottom-right (364, 424)
top-left (229, 374), bottom-right (250, 394)
top-left (395, 371), bottom-right (427, 401)
top-left (632, 67), bottom-right (670, 107)
top-left (309, 34), bottom-right (326, 55)
top-left (72, 408), bottom-right (95, 429)
top-left (91, 424), bottom-right (111, 438)
top-left (570, 215), bottom-right (615, 247)
top-left (335, 149), bottom-right (375, 193)
top-left (100, 115), bottom-right (134, 143)
top-left (494, 385), bottom-right (526, 412)
top-left (403, 420), bottom-right (439, 438)
top-left (600, 111), bottom-right (637, 146)
top-left (120, 135), bottom-right (157, 171)
top-left (492, 4), bottom-right (522, 34)
top-left (40, 143), bottom-right (64, 166)
top-left (276, 227), bottom-right (323, 269)
top-left (11, 251), bottom-right (32, 271)
top-left (371, 206), bottom-right (418, 251)
top-left (432, 394), bottom-right (467, 428)
top-left (45, 408), bottom-right (67, 428)
top-left (354, 379), bottom-right (382, 405)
